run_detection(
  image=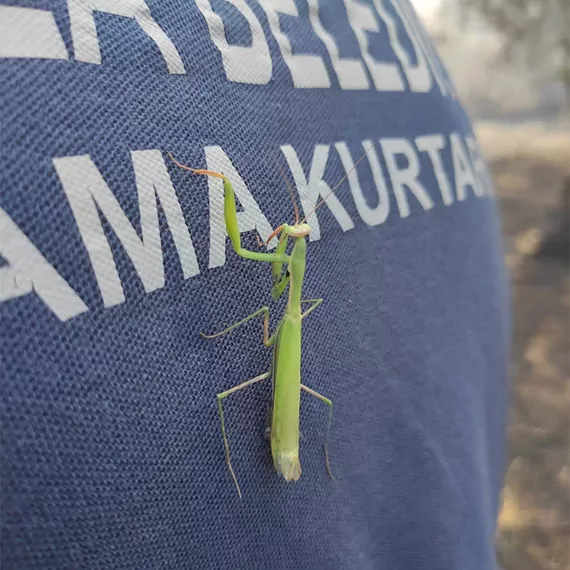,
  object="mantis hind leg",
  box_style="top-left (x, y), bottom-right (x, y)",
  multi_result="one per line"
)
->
top-left (217, 371), bottom-right (271, 498)
top-left (300, 384), bottom-right (335, 480)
